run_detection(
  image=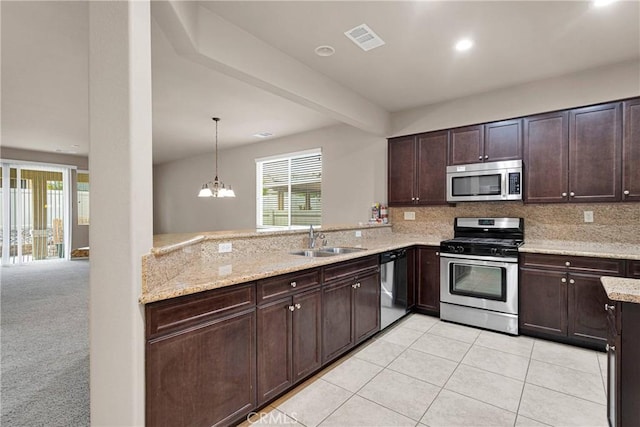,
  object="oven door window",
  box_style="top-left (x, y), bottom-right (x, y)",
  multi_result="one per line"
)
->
top-left (449, 263), bottom-right (507, 301)
top-left (452, 174), bottom-right (502, 197)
